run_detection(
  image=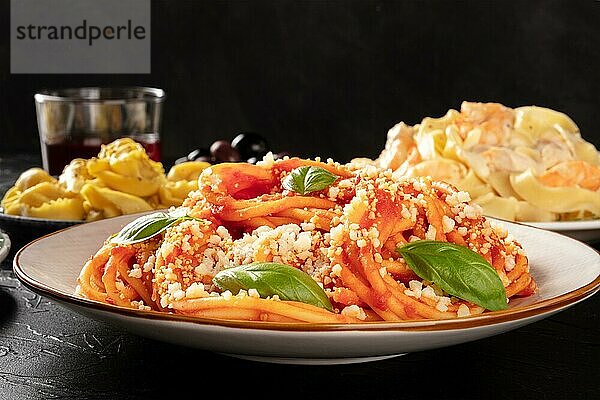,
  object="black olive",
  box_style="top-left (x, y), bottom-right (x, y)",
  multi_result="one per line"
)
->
top-left (194, 155), bottom-right (212, 163)
top-left (231, 132), bottom-right (269, 160)
top-left (210, 140), bottom-right (241, 162)
top-left (187, 148), bottom-right (210, 161)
